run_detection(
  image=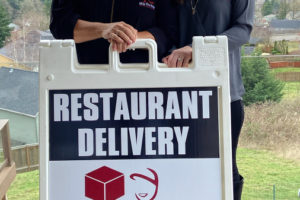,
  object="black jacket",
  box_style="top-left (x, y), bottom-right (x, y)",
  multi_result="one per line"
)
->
top-left (50, 0), bottom-right (178, 64)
